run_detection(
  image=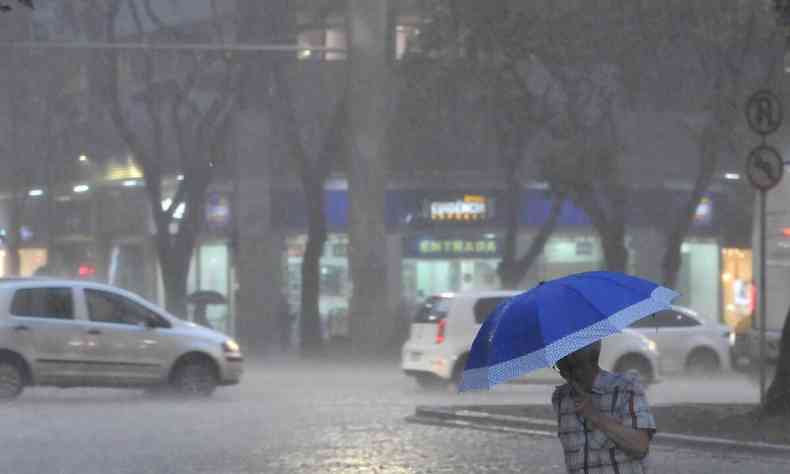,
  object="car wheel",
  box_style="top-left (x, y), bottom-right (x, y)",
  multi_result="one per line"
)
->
top-left (171, 357), bottom-right (218, 397)
top-left (614, 355), bottom-right (653, 384)
top-left (0, 361), bottom-right (24, 401)
top-left (686, 349), bottom-right (720, 377)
